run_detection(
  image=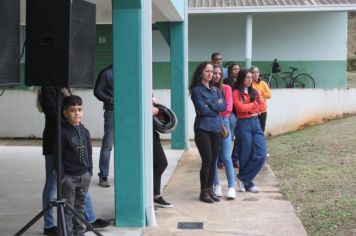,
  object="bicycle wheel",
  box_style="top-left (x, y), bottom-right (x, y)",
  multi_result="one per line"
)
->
top-left (294, 74), bottom-right (315, 88)
top-left (261, 75), bottom-right (278, 88)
